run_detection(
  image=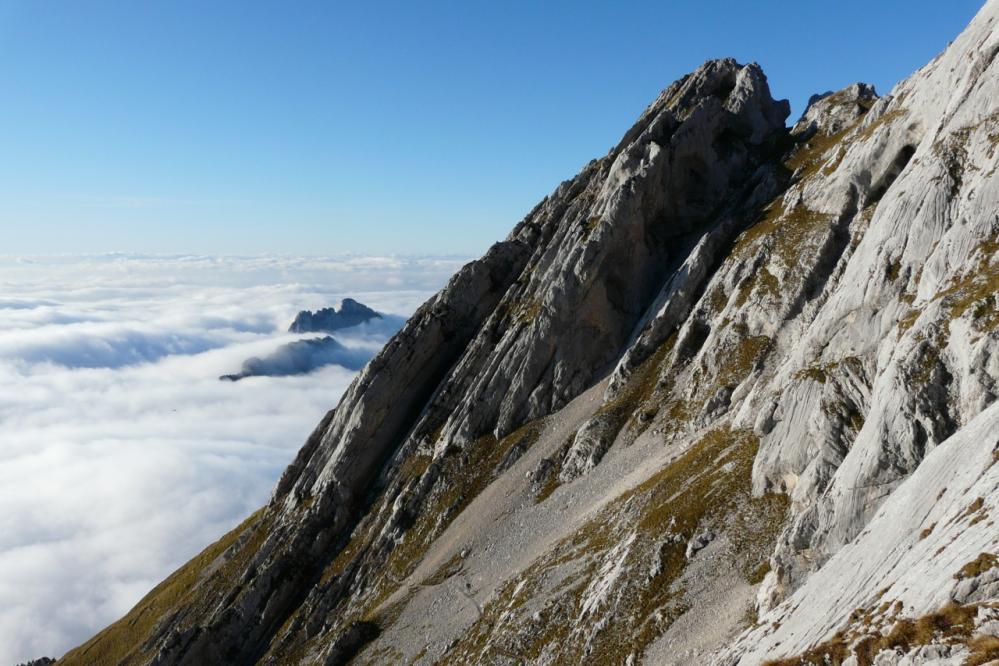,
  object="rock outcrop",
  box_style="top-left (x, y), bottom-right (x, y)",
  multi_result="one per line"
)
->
top-left (793, 83), bottom-right (878, 138)
top-left (288, 299), bottom-right (381, 334)
top-left (59, 3), bottom-right (999, 665)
